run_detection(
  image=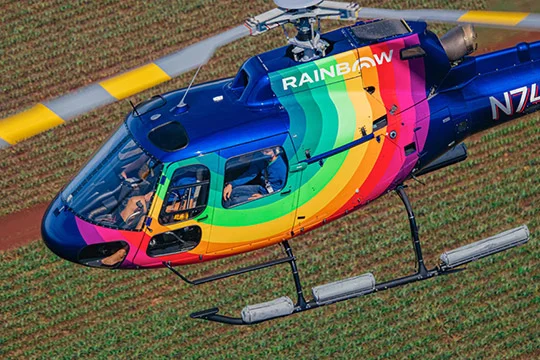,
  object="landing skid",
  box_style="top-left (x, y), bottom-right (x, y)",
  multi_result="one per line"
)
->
top-left (165, 185), bottom-right (530, 325)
